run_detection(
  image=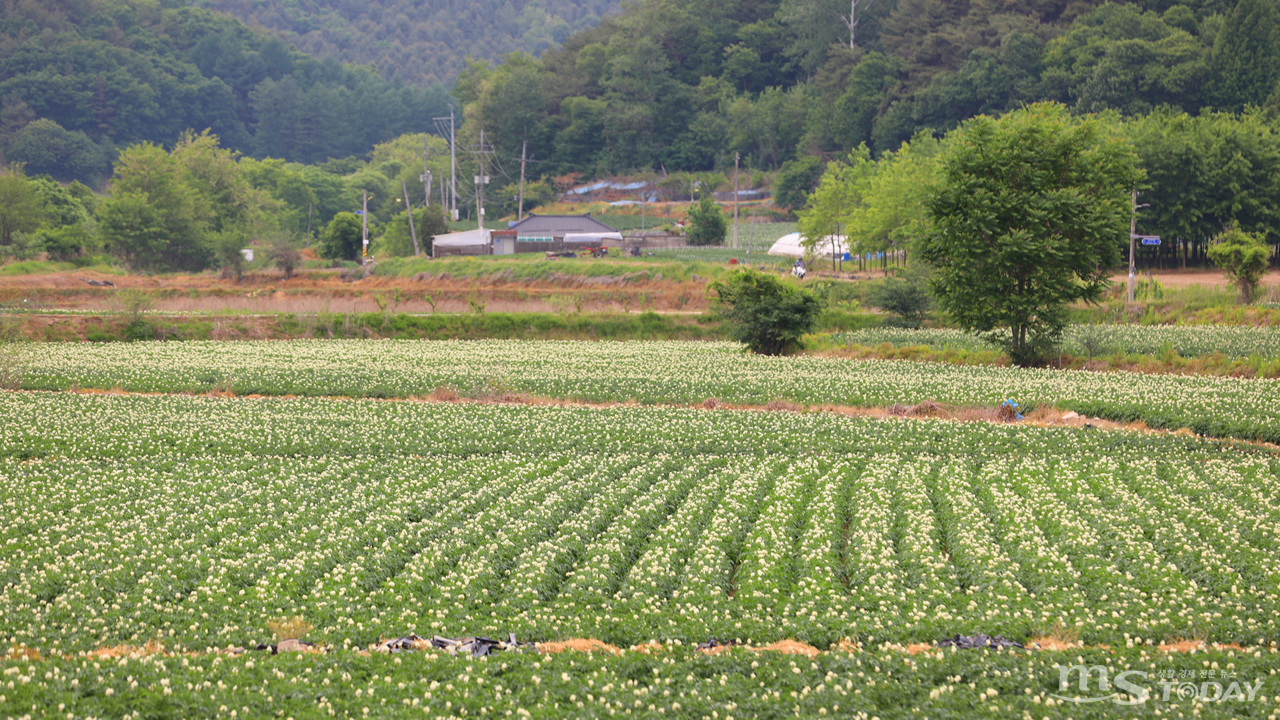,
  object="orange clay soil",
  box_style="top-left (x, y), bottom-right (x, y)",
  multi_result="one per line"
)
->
top-left (10, 637), bottom-right (1269, 662)
top-left (1109, 268), bottom-right (1280, 288)
top-left (696, 640), bottom-right (823, 657)
top-left (85, 640), bottom-right (168, 659)
top-left (536, 639), bottom-right (623, 655)
top-left (759, 640), bottom-right (822, 657)
top-left (1158, 640), bottom-right (1247, 653)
